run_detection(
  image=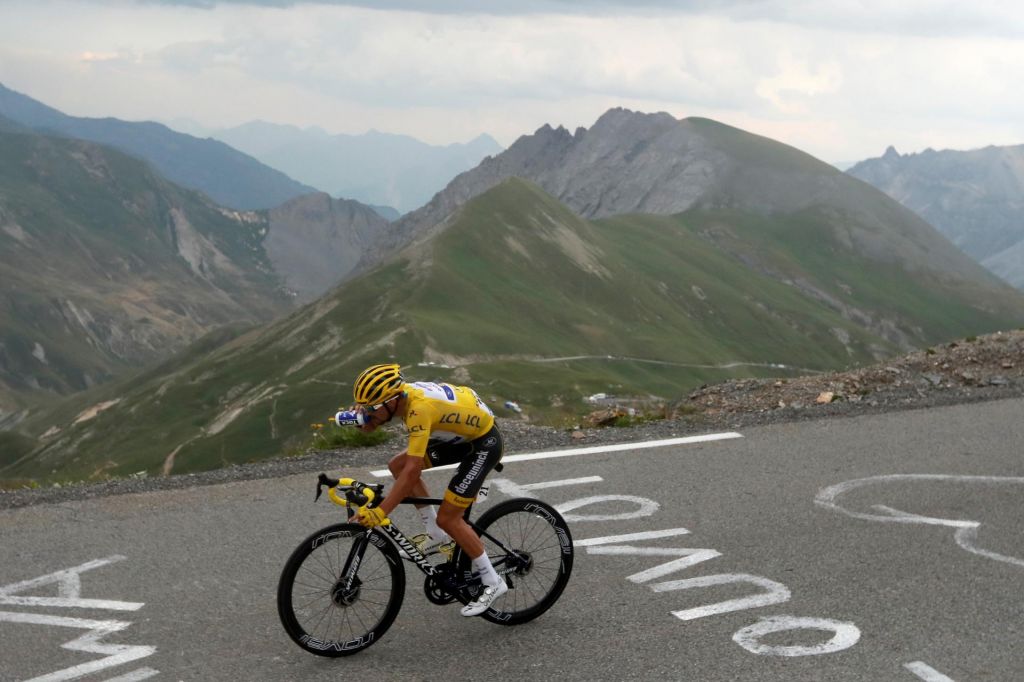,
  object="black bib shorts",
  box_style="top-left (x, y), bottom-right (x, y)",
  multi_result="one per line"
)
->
top-left (425, 424), bottom-right (504, 508)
